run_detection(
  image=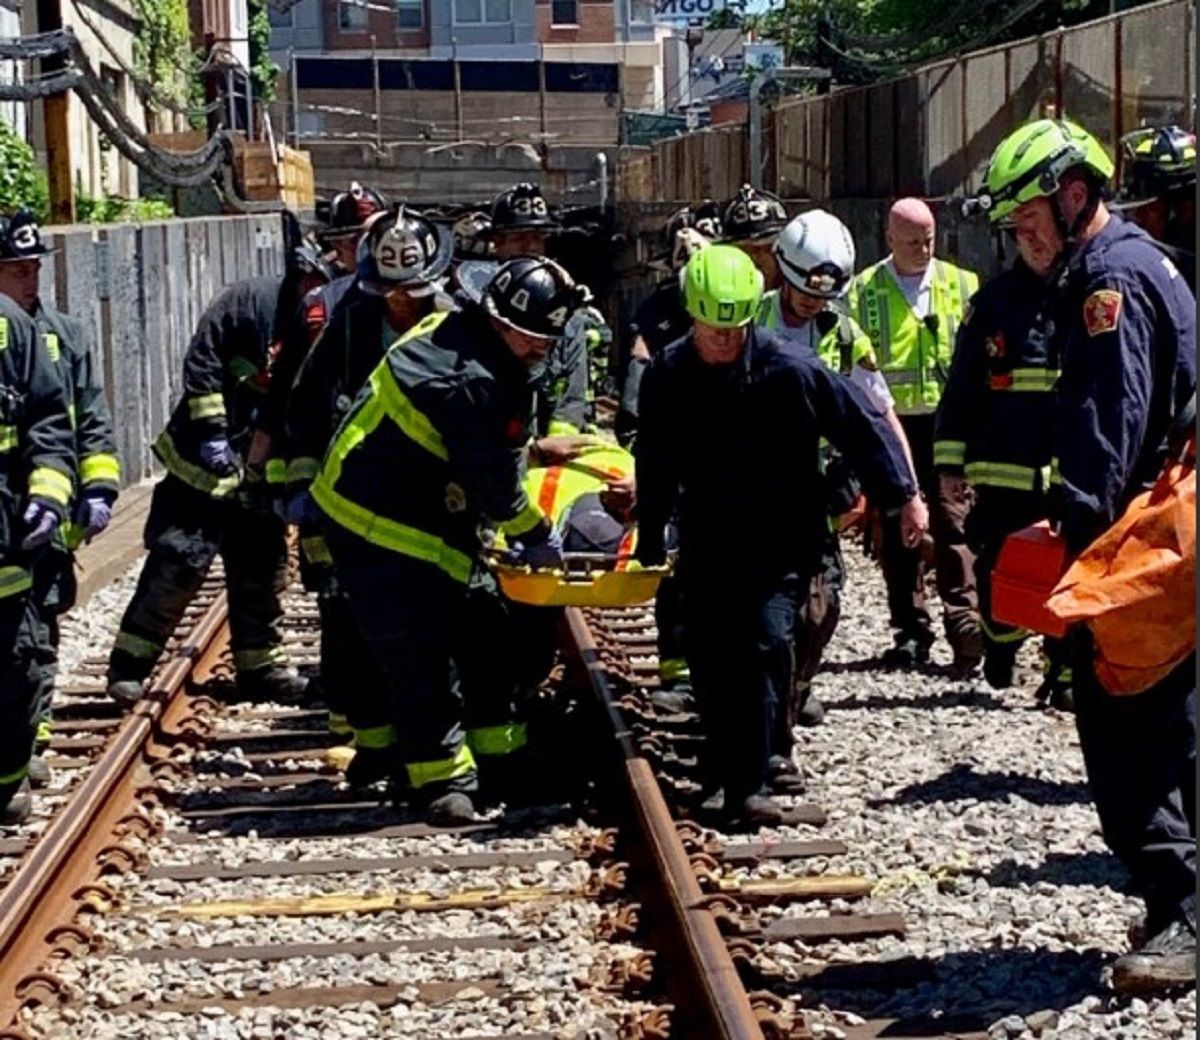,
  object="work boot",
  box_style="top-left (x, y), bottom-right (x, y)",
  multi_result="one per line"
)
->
top-left (1035, 678), bottom-right (1075, 712)
top-left (236, 666), bottom-right (308, 704)
top-left (881, 632), bottom-right (932, 669)
top-left (734, 791), bottom-right (785, 826)
top-left (0, 780), bottom-right (31, 825)
top-left (983, 643), bottom-right (1019, 690)
top-left (476, 752), bottom-right (538, 806)
top-left (27, 756), bottom-right (51, 789)
top-left (343, 745), bottom-right (394, 789)
top-left (107, 677), bottom-right (145, 708)
top-left (650, 687), bottom-right (696, 714)
top-left (1112, 916), bottom-right (1196, 995)
top-left (426, 791), bottom-right (477, 826)
top-left (767, 755), bottom-right (805, 793)
top-left (697, 787), bottom-right (725, 815)
top-left (797, 689), bottom-right (826, 727)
